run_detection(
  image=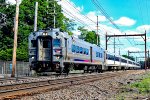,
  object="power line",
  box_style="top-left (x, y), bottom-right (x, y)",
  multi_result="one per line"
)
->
top-left (62, 7), bottom-right (124, 50)
top-left (91, 0), bottom-right (145, 59)
top-left (61, 1), bottom-right (124, 49)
